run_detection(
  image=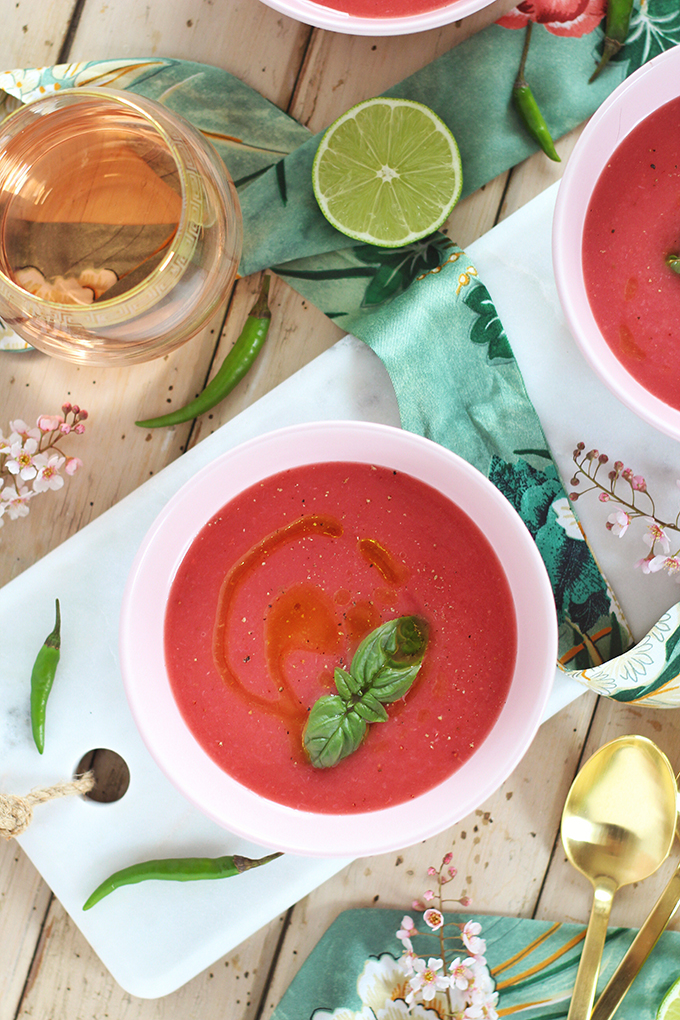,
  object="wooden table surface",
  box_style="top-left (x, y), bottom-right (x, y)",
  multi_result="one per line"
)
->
top-left (2, 1), bottom-right (680, 1017)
